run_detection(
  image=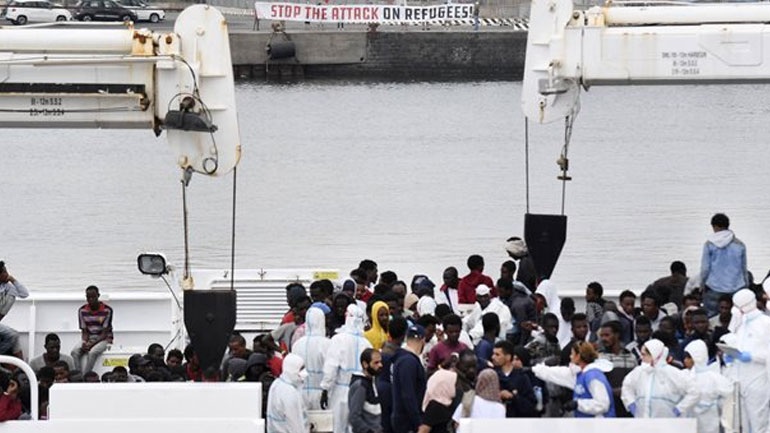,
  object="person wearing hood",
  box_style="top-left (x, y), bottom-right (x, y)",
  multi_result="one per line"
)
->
top-left (700, 213), bottom-right (748, 317)
top-left (330, 293), bottom-right (354, 335)
top-left (620, 339), bottom-right (699, 418)
top-left (452, 369), bottom-right (505, 427)
top-left (365, 301), bottom-right (390, 350)
top-left (683, 340), bottom-right (733, 433)
top-left (267, 353), bottom-right (309, 433)
top-left (321, 304), bottom-right (372, 433)
top-left (722, 288), bottom-right (770, 433)
top-left (349, 348), bottom-right (383, 433)
top-left (462, 285), bottom-right (512, 344)
top-left (533, 341), bottom-right (616, 418)
top-left (291, 305), bottom-right (332, 410)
